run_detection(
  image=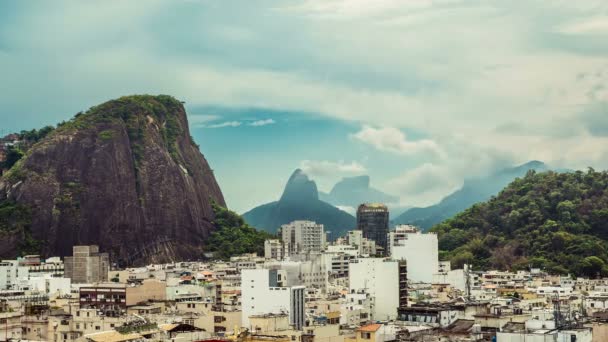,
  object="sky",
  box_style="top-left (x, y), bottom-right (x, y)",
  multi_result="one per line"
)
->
top-left (0, 0), bottom-right (607, 213)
